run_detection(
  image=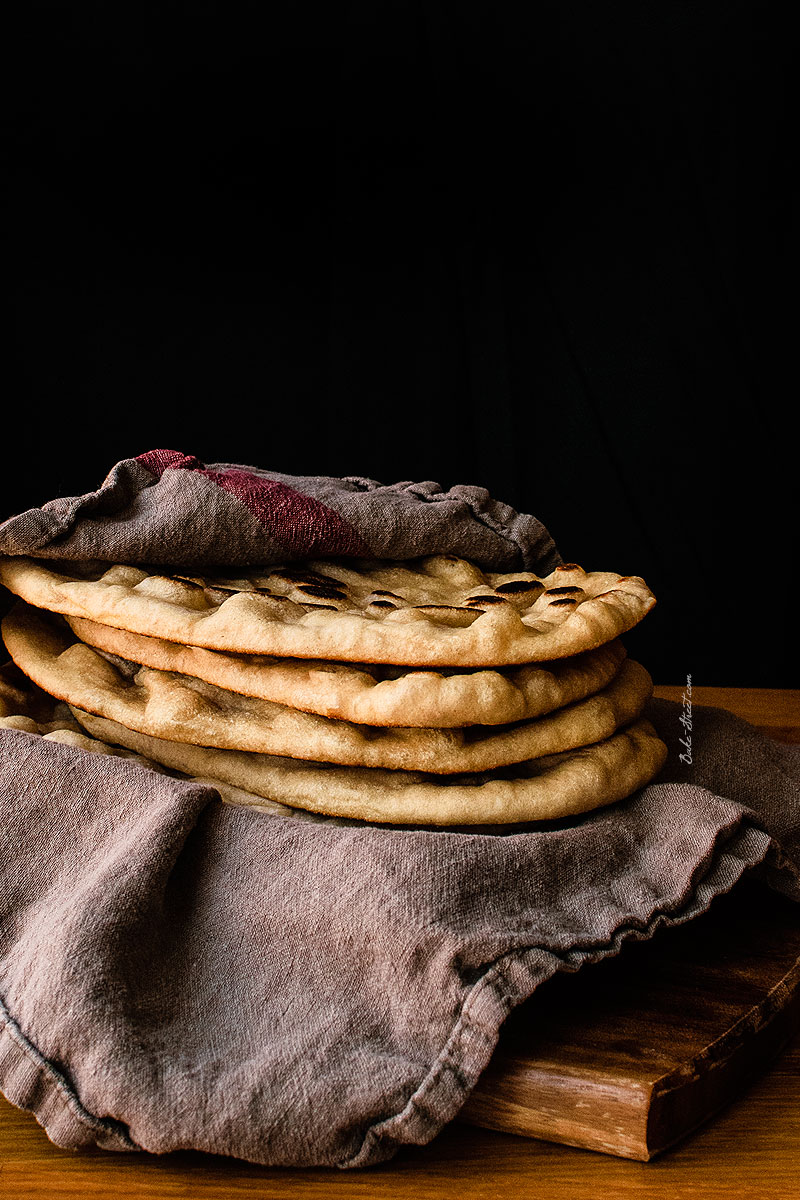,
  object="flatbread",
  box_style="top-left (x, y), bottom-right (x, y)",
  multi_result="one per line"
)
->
top-left (0, 667), bottom-right (343, 825)
top-left (65, 614), bottom-right (628, 727)
top-left (69, 708), bottom-right (668, 825)
top-left (2, 602), bottom-right (653, 773)
top-left (0, 673), bottom-right (667, 829)
top-left (0, 554), bottom-right (656, 667)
